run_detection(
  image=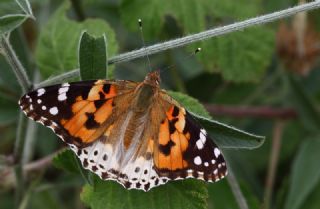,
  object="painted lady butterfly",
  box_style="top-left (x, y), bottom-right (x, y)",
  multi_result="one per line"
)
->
top-left (19, 71), bottom-right (227, 191)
